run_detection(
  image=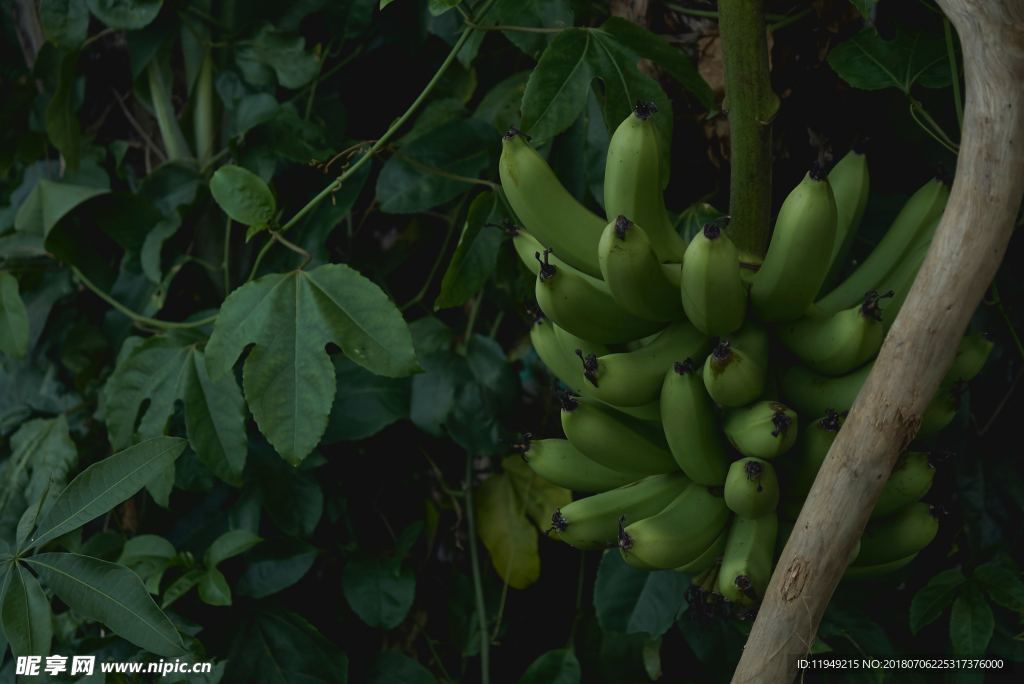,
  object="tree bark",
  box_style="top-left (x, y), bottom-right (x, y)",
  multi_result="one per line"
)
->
top-left (731, 1), bottom-right (1024, 682)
